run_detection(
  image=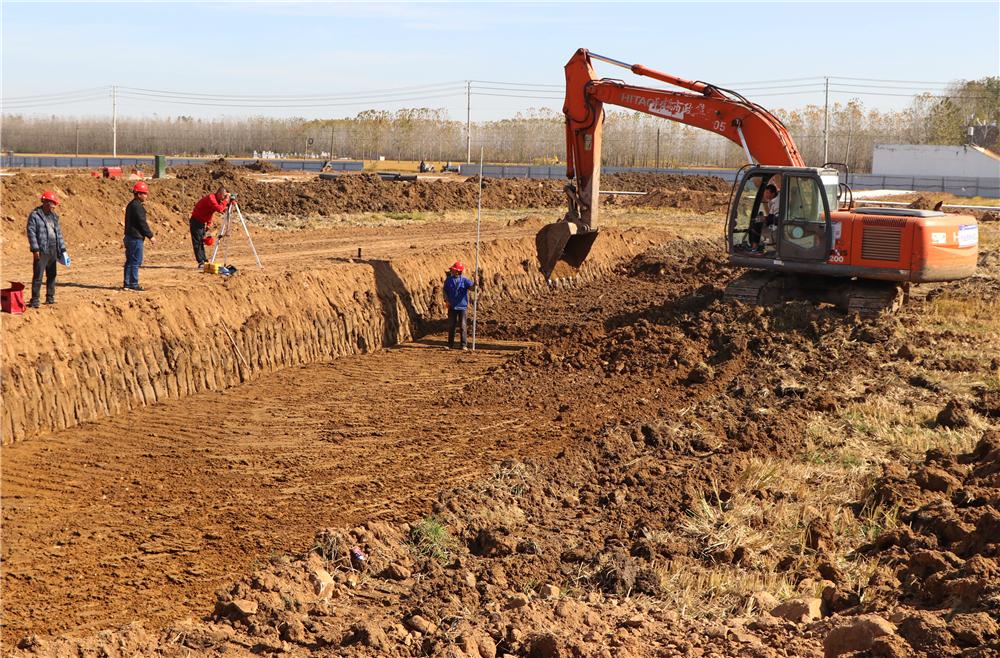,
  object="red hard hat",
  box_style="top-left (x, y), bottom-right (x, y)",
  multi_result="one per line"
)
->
top-left (133, 181), bottom-right (149, 193)
top-left (449, 261), bottom-right (464, 272)
top-left (40, 191), bottom-right (60, 205)
top-left (203, 236), bottom-right (215, 246)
